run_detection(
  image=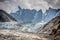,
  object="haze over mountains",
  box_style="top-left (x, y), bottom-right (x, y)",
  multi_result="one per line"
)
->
top-left (10, 6), bottom-right (60, 23)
